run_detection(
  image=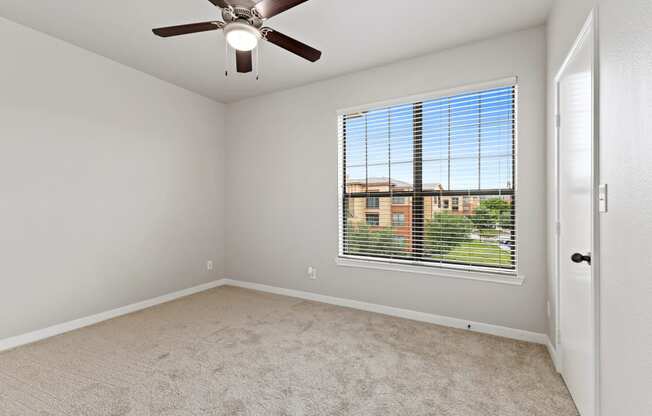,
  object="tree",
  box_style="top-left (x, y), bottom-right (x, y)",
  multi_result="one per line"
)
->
top-left (498, 209), bottom-right (513, 230)
top-left (345, 223), bottom-right (406, 257)
top-left (472, 198), bottom-right (512, 230)
top-left (480, 198), bottom-right (511, 212)
top-left (471, 206), bottom-right (494, 229)
top-left (424, 213), bottom-right (473, 256)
